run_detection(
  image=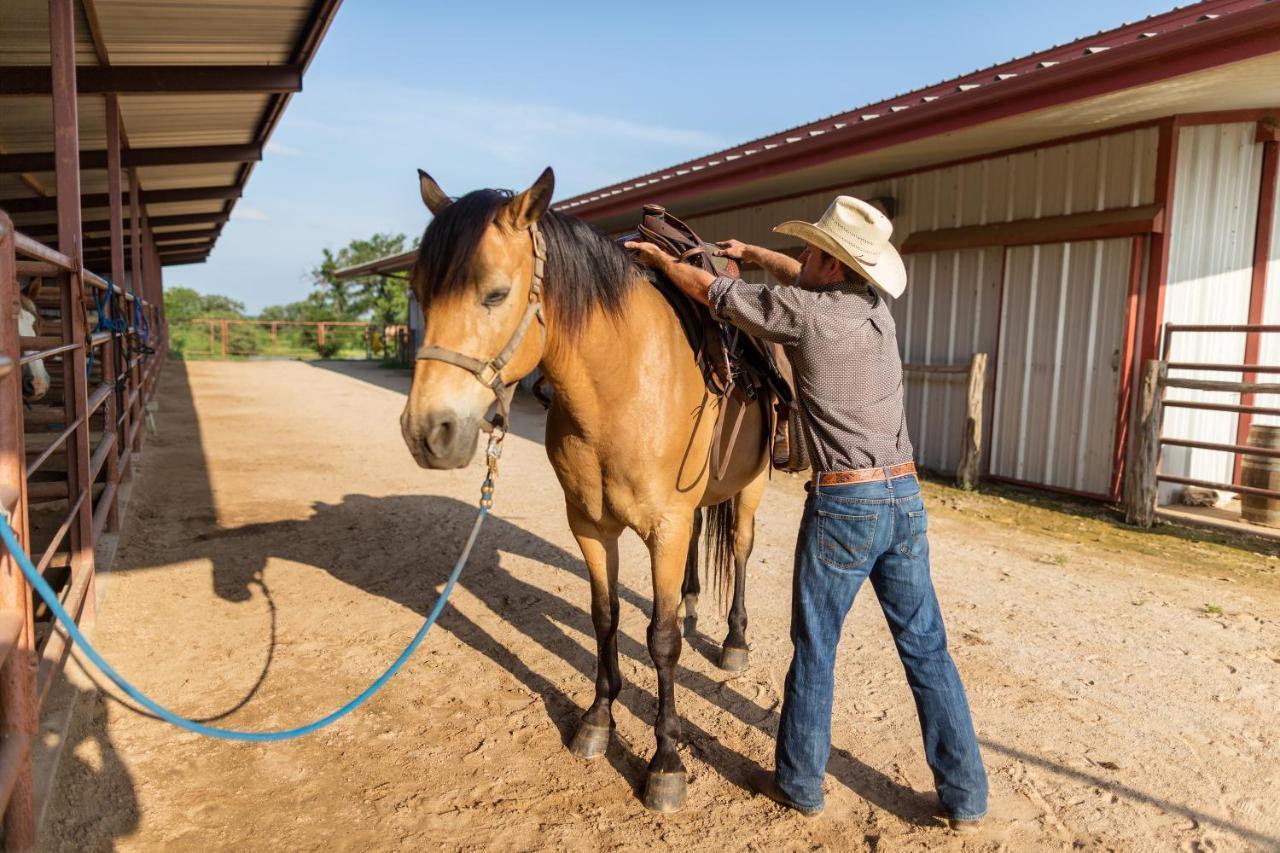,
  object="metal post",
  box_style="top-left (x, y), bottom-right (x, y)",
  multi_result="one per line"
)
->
top-left (0, 214), bottom-right (37, 853)
top-left (128, 169), bottom-right (144, 456)
top-left (221, 319), bottom-right (229, 356)
top-left (49, 0), bottom-right (97, 661)
top-left (103, 95), bottom-right (125, 532)
top-left (207, 320), bottom-right (215, 355)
